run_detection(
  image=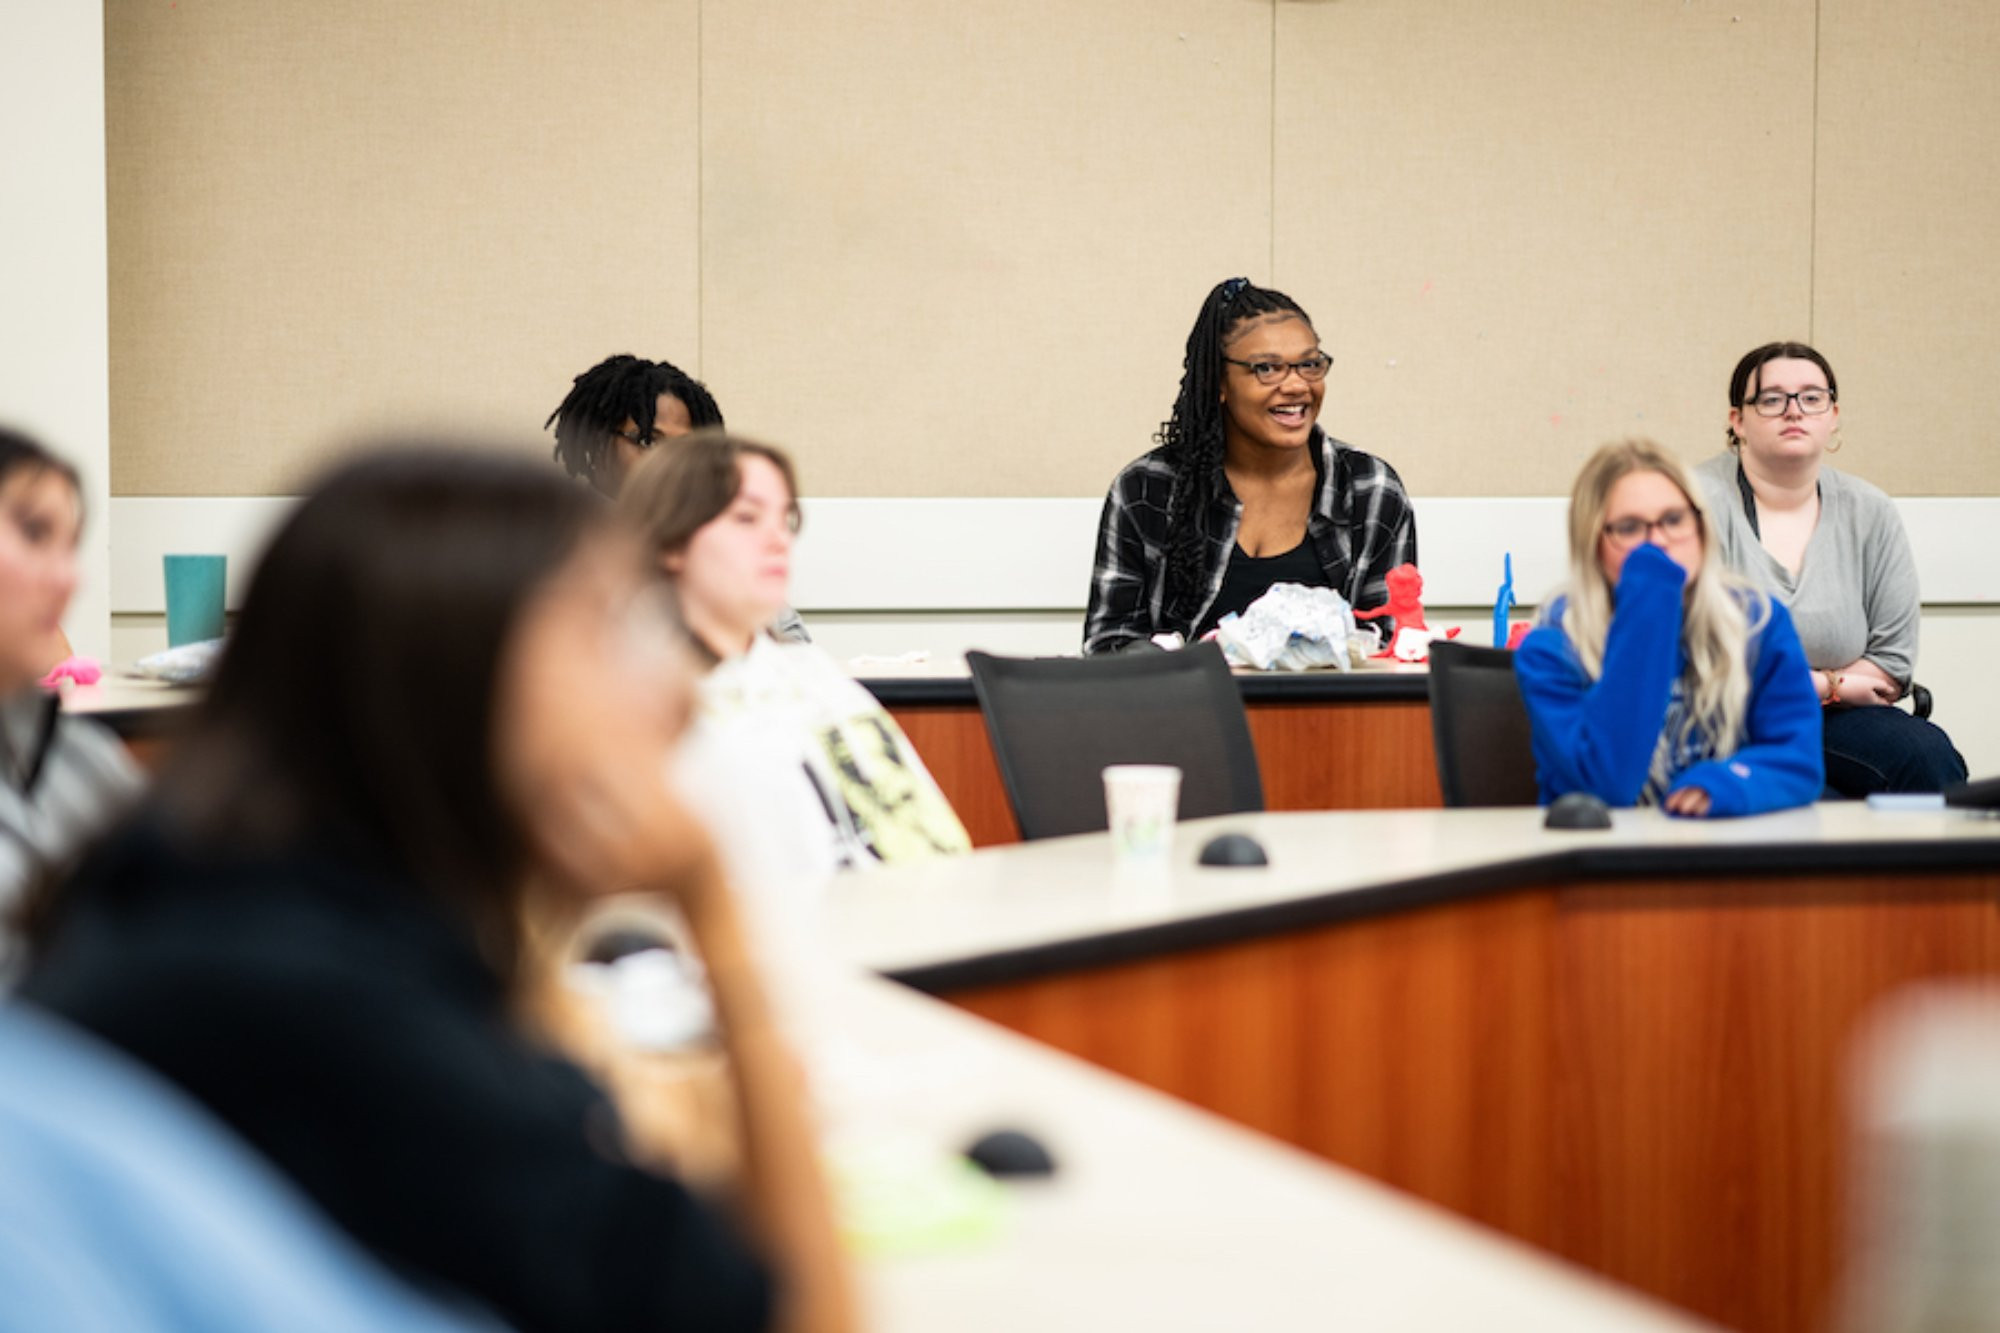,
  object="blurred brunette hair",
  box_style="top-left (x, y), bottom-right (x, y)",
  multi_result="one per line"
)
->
top-left (152, 445), bottom-right (603, 979)
top-left (618, 430), bottom-right (800, 561)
